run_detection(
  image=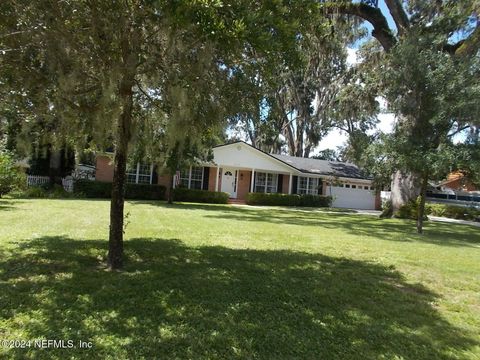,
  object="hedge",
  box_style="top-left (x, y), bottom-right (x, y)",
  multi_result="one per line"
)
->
top-left (74, 179), bottom-right (166, 200)
top-left (428, 203), bottom-right (480, 221)
top-left (246, 192), bottom-right (332, 207)
top-left (387, 197), bottom-right (480, 222)
top-left (173, 188), bottom-right (229, 204)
